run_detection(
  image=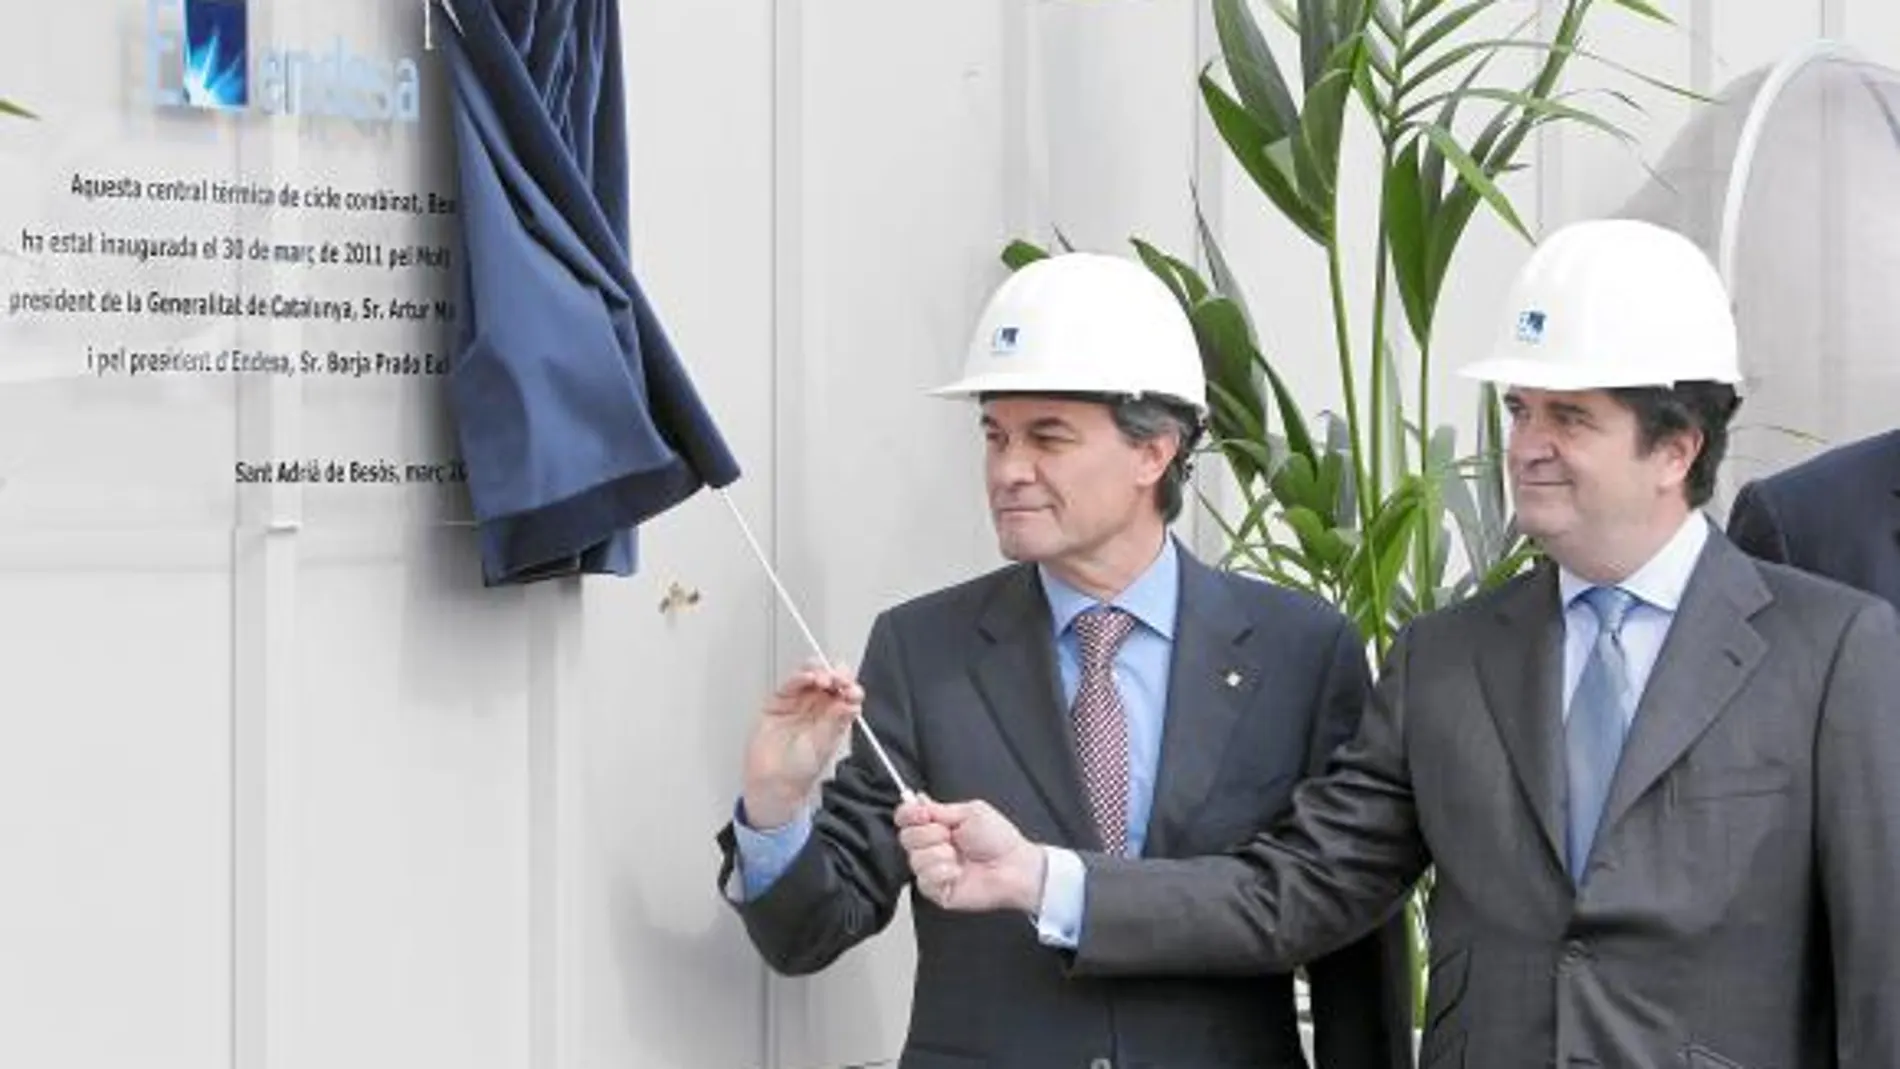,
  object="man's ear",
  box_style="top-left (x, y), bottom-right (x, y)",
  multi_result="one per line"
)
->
top-left (1135, 431), bottom-right (1180, 489)
top-left (1657, 426), bottom-right (1704, 493)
